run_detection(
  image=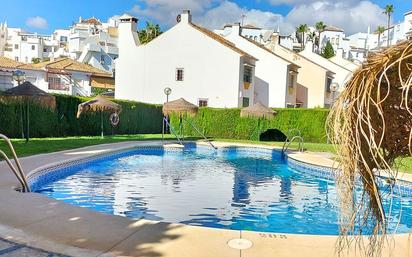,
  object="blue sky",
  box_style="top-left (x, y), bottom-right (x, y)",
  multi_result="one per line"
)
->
top-left (0, 0), bottom-right (410, 35)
